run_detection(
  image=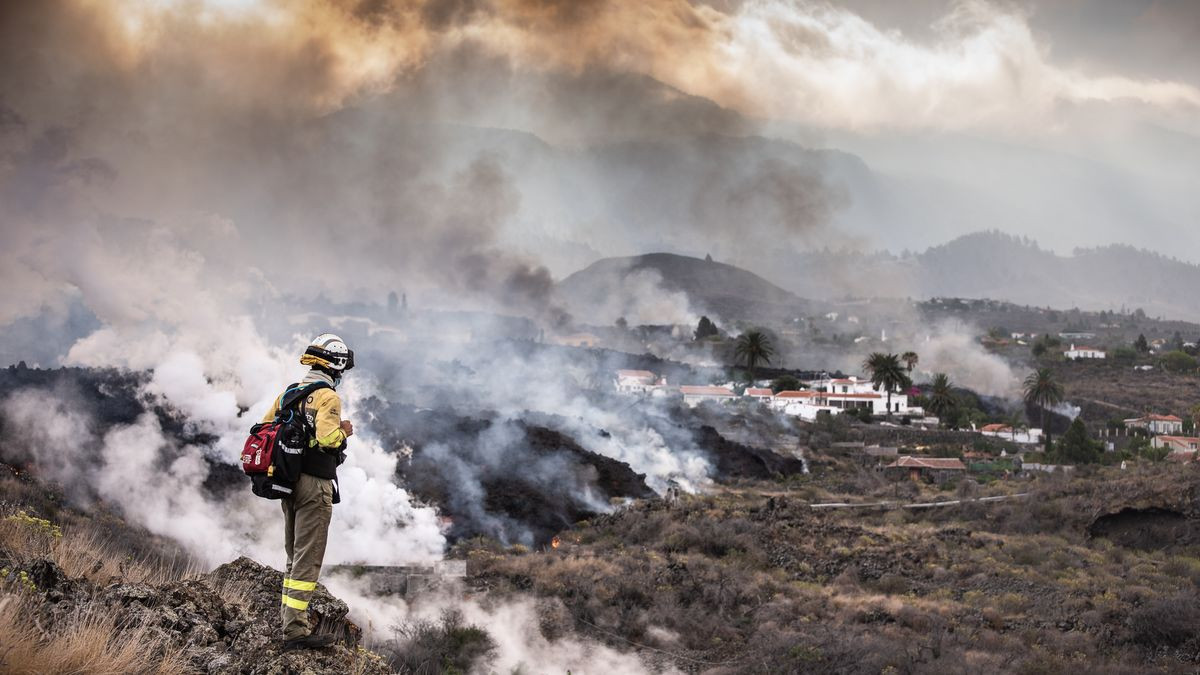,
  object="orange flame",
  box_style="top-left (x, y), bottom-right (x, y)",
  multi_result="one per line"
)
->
top-left (551, 536), bottom-right (561, 549)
